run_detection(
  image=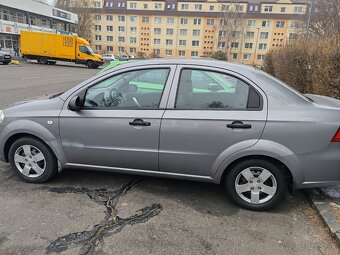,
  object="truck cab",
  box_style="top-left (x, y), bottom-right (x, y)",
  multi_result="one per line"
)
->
top-left (76, 38), bottom-right (103, 69)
